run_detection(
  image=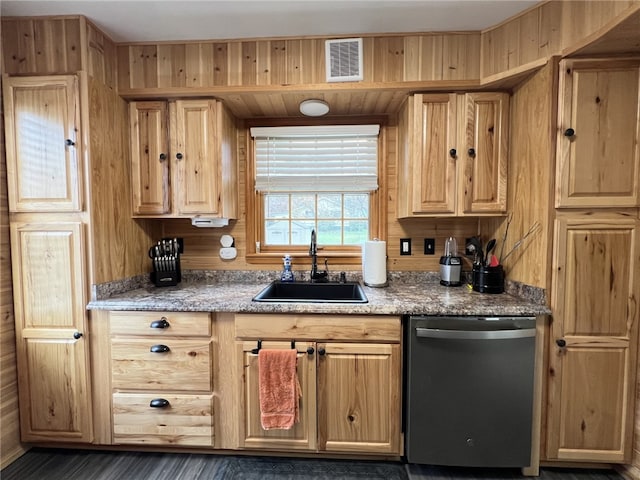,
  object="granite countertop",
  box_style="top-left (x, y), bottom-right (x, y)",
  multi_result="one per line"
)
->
top-left (87, 271), bottom-right (551, 317)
